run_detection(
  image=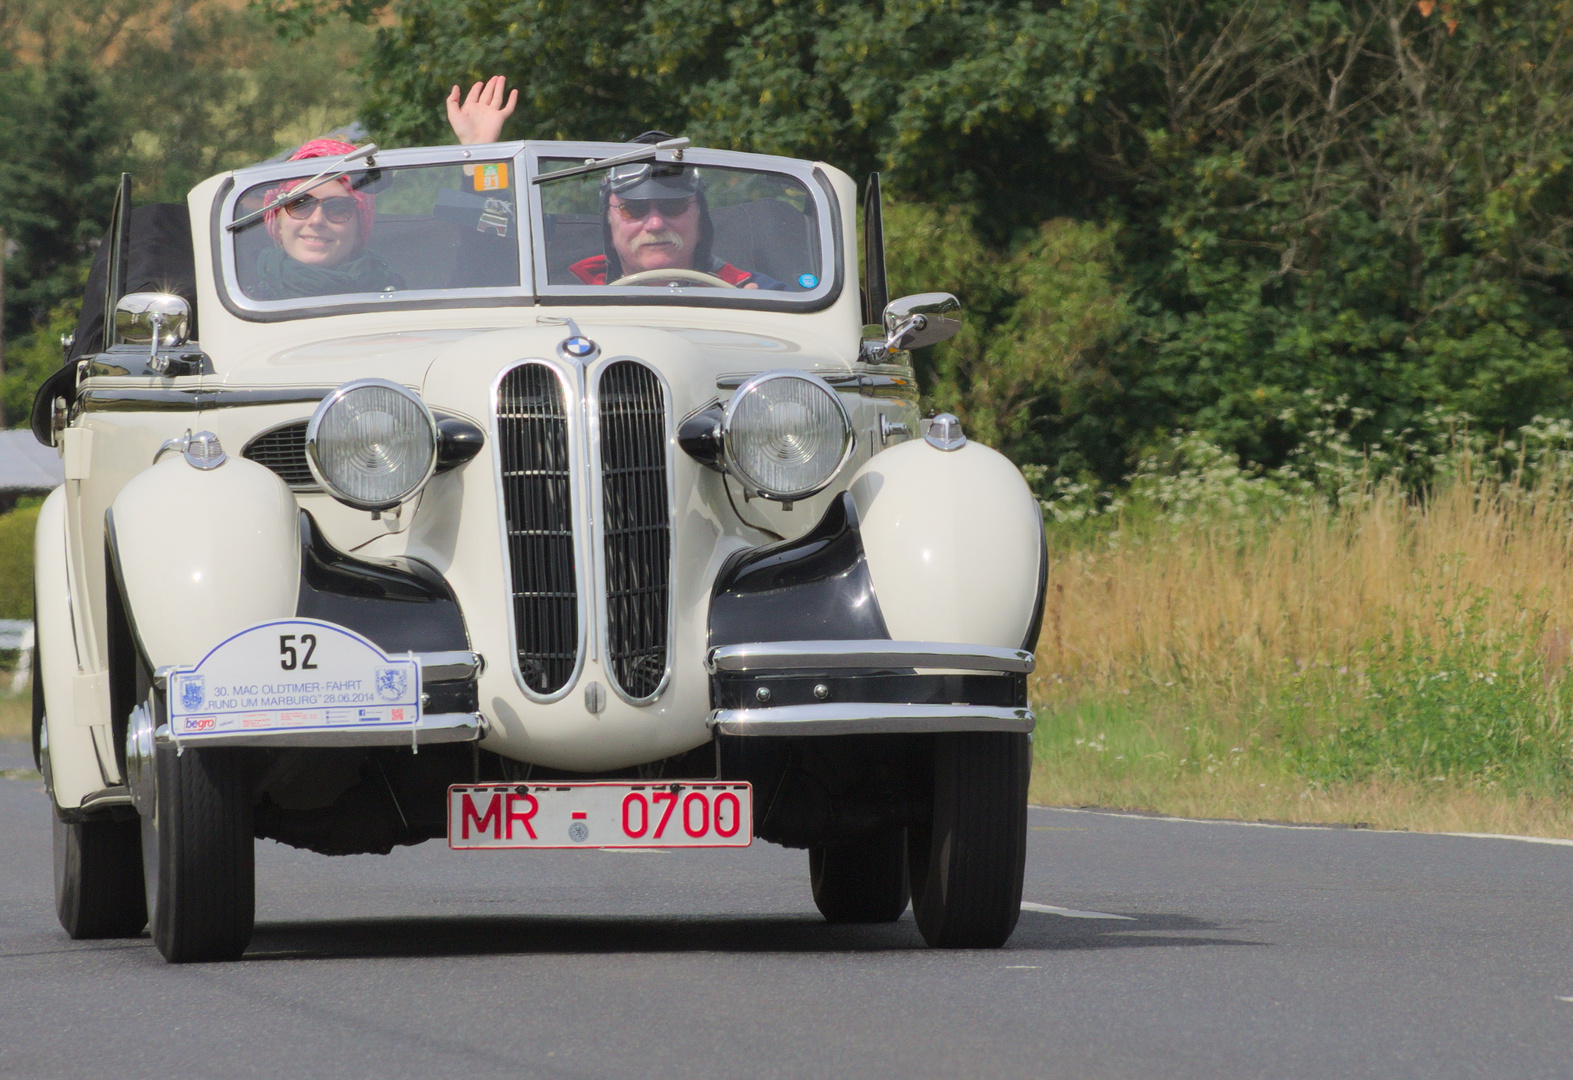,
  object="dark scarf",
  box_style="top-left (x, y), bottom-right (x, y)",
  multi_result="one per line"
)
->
top-left (251, 246), bottom-right (403, 300)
